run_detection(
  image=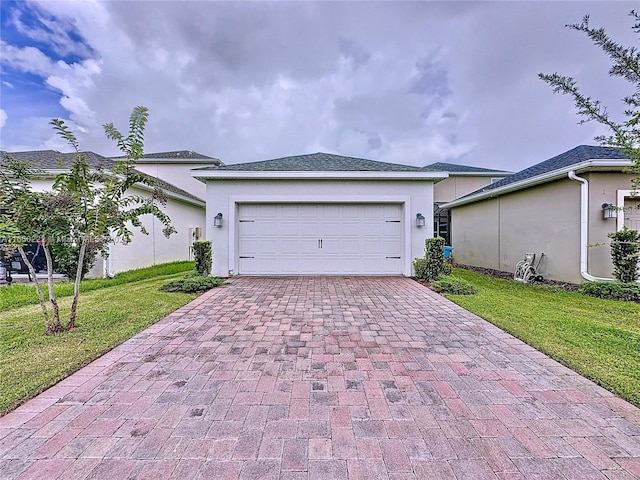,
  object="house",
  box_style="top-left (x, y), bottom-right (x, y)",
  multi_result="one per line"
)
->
top-left (116, 150), bottom-right (222, 200)
top-left (443, 145), bottom-right (638, 284)
top-left (192, 152), bottom-right (448, 277)
top-left (3, 150), bottom-right (207, 277)
top-left (425, 162), bottom-right (512, 244)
